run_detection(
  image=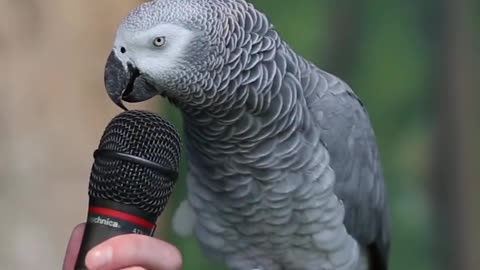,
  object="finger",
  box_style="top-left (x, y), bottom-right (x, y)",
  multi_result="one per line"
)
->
top-left (62, 223), bottom-right (86, 270)
top-left (85, 234), bottom-right (182, 270)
